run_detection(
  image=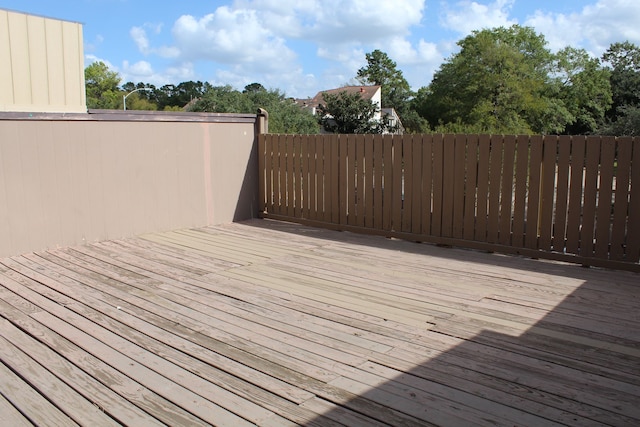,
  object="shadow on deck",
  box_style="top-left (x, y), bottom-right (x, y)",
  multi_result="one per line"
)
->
top-left (244, 220), bottom-right (640, 426)
top-left (0, 219), bottom-right (638, 426)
